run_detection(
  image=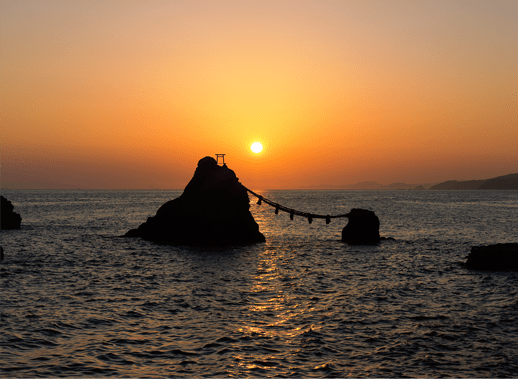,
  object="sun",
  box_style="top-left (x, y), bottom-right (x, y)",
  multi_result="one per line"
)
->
top-left (251, 142), bottom-right (263, 153)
